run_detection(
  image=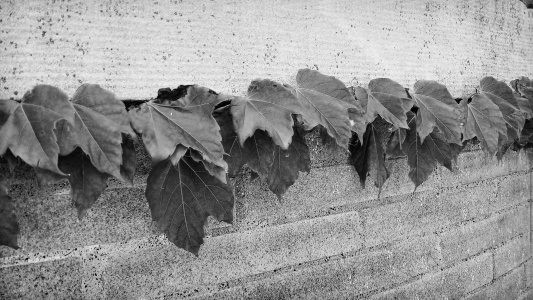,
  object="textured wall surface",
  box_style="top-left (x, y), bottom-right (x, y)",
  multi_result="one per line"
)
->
top-left (1, 0), bottom-right (532, 299)
top-left (0, 0), bottom-right (532, 99)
